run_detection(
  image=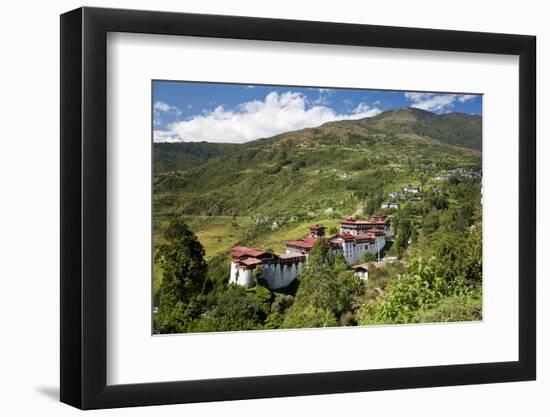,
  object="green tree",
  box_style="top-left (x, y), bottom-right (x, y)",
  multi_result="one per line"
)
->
top-left (154, 220), bottom-right (208, 333)
top-left (394, 215), bottom-right (412, 259)
top-left (281, 240), bottom-right (353, 329)
top-left (409, 226), bottom-right (419, 244)
top-left (155, 220), bottom-right (208, 303)
top-left (190, 285), bottom-right (267, 332)
top-left (362, 252), bottom-right (376, 263)
top-left (358, 257), bottom-right (446, 325)
top-left (282, 304), bottom-right (338, 329)
top-left (308, 238), bottom-right (334, 267)
top-left (462, 223), bottom-right (482, 284)
top-left (265, 293), bottom-right (294, 329)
